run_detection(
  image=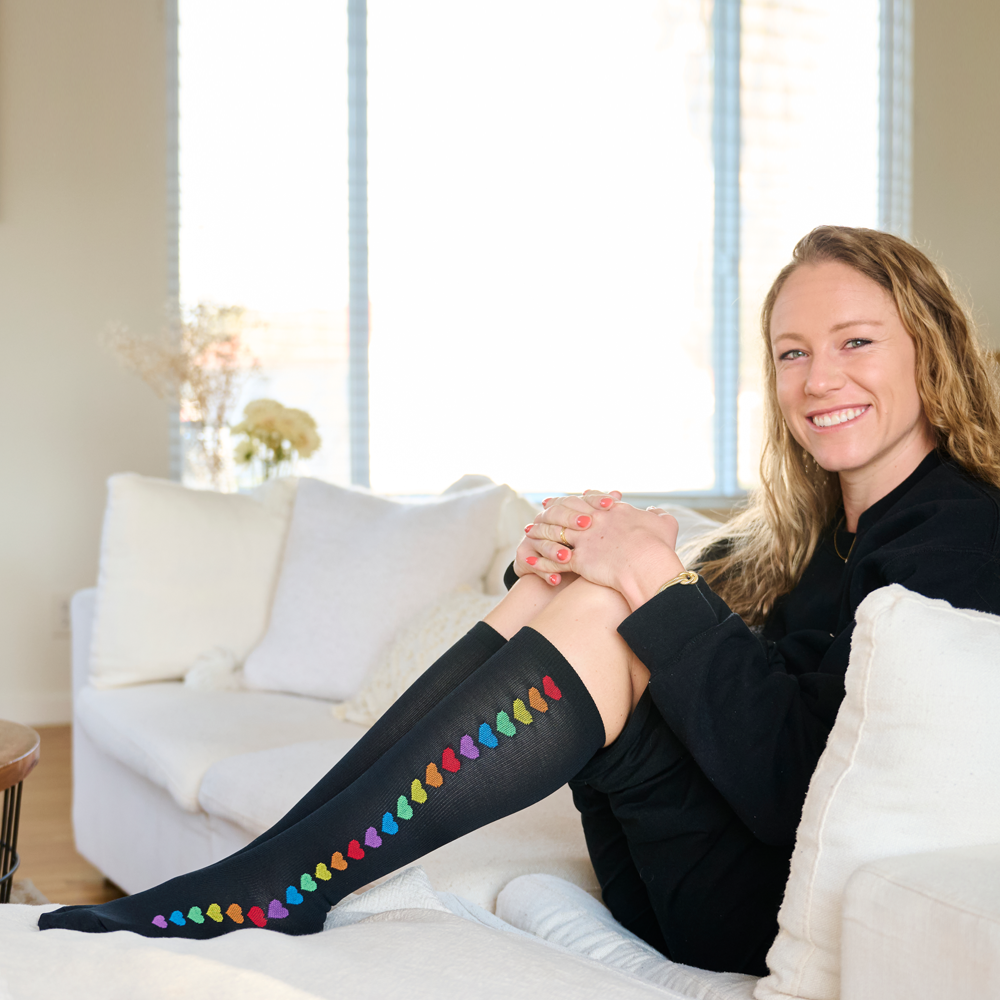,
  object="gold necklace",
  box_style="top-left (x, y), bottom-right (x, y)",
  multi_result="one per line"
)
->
top-left (833, 515), bottom-right (857, 563)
